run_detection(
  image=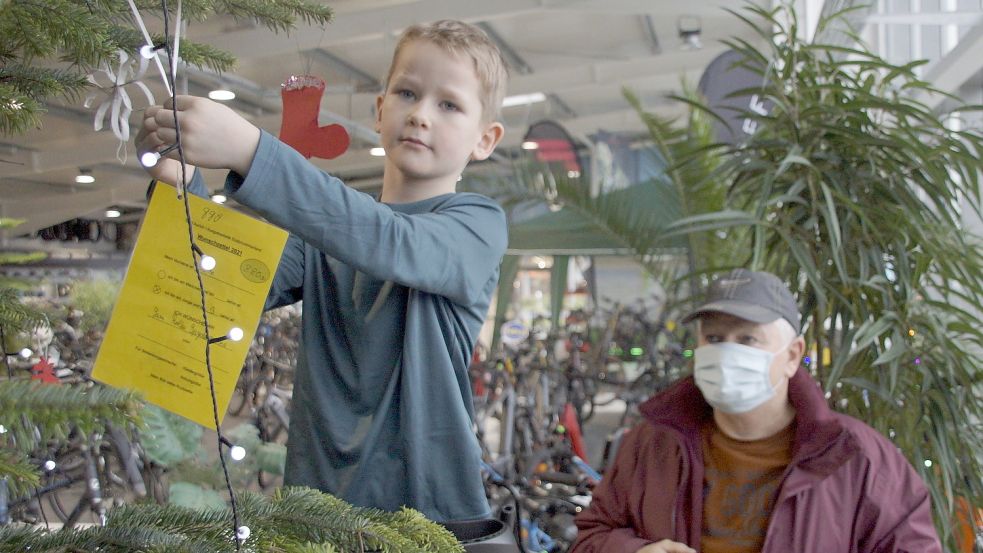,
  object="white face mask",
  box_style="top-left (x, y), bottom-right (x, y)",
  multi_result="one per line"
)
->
top-left (693, 341), bottom-right (789, 414)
